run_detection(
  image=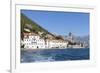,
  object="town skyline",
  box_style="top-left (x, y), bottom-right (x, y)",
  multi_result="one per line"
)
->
top-left (21, 10), bottom-right (89, 36)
